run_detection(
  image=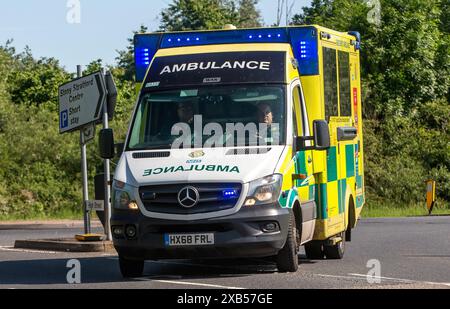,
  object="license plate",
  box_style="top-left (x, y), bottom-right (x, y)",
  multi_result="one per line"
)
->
top-left (164, 233), bottom-right (214, 246)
